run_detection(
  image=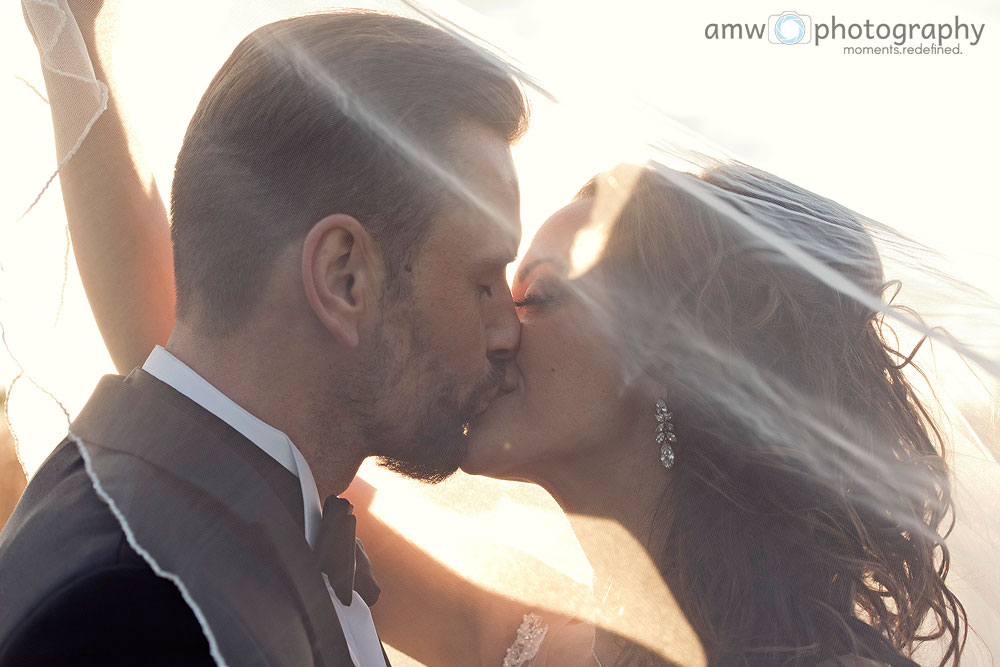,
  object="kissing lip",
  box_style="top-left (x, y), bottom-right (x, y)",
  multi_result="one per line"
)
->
top-left (472, 366), bottom-right (520, 417)
top-left (473, 385), bottom-right (502, 417)
top-left (499, 368), bottom-right (519, 394)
